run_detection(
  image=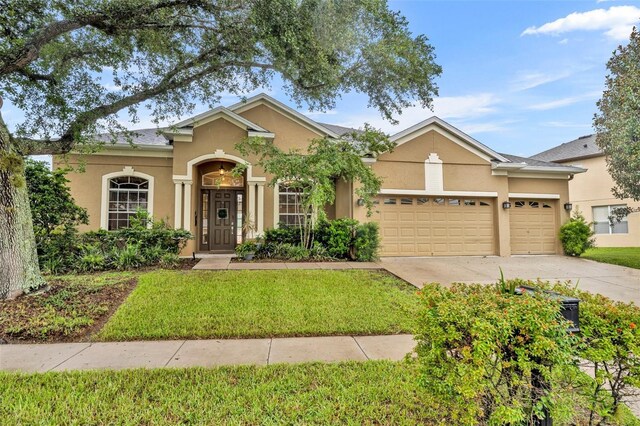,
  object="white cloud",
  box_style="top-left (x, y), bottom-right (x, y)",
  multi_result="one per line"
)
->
top-left (558, 38), bottom-right (569, 45)
top-left (542, 121), bottom-right (591, 128)
top-left (511, 71), bottom-right (572, 91)
top-left (333, 93), bottom-right (501, 134)
top-left (527, 91), bottom-right (602, 111)
top-left (521, 6), bottom-right (639, 40)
